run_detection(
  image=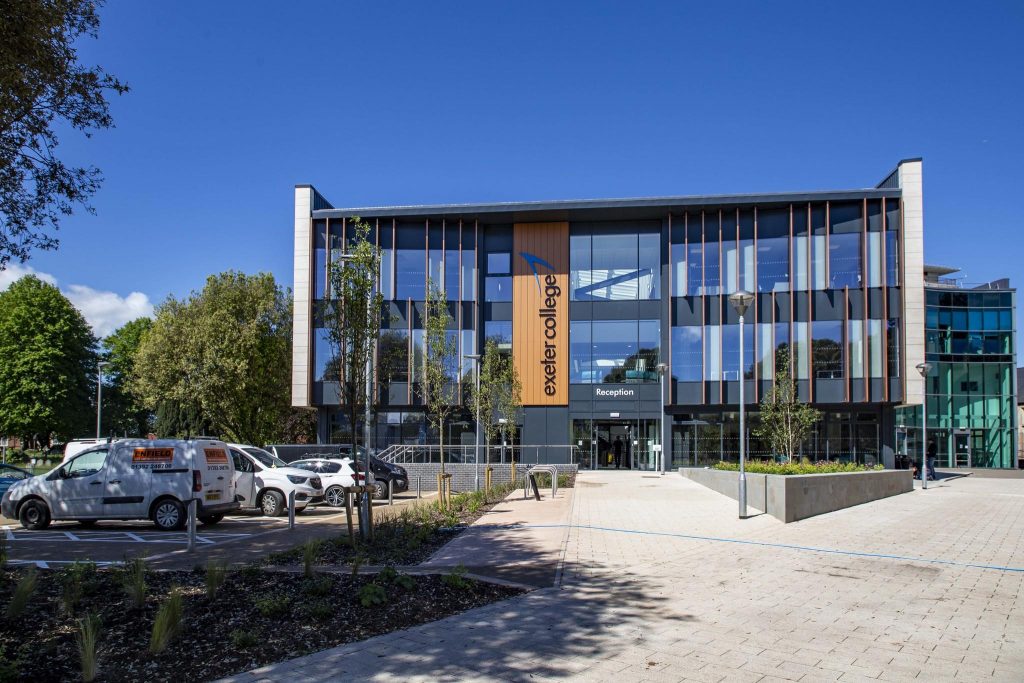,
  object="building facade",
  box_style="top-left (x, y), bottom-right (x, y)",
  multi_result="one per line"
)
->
top-left (894, 267), bottom-right (1018, 468)
top-left (293, 159), bottom-right (933, 469)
